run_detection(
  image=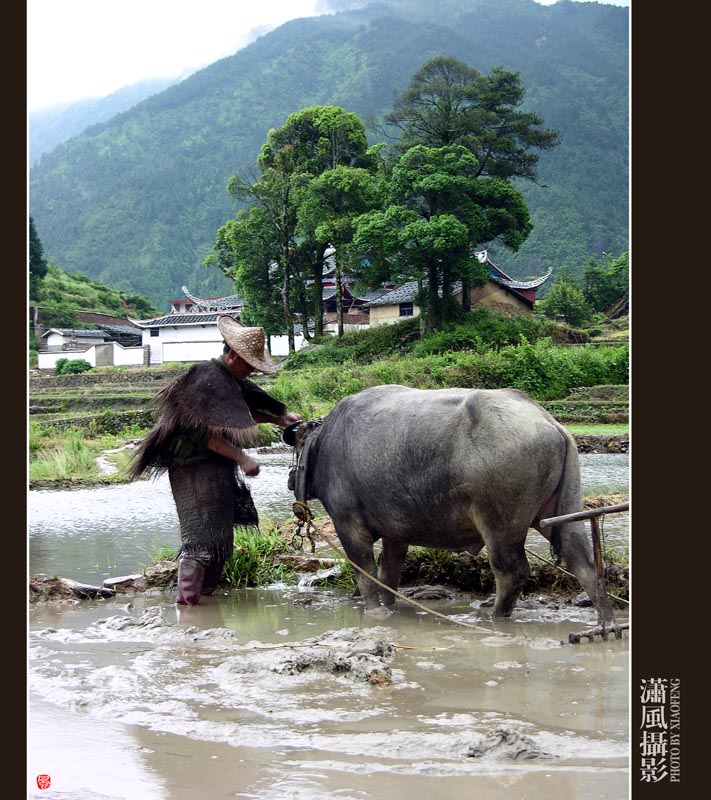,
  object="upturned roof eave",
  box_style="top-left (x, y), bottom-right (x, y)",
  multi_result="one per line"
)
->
top-left (126, 311), bottom-right (240, 328)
